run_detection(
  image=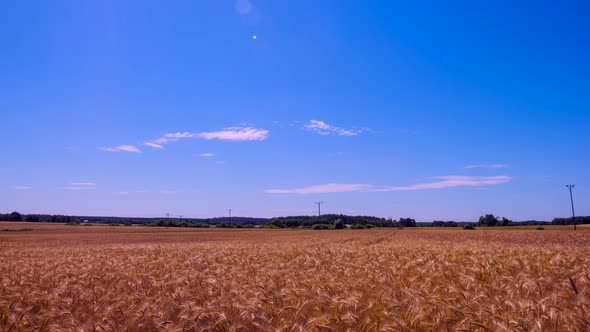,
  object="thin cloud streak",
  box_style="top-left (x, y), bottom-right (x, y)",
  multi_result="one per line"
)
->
top-left (377, 176), bottom-right (512, 191)
top-left (266, 184), bottom-right (373, 194)
top-left (114, 190), bottom-right (147, 195)
top-left (464, 164), bottom-right (508, 169)
top-left (71, 182), bottom-right (96, 186)
top-left (143, 142), bottom-right (163, 149)
top-left (305, 120), bottom-right (364, 136)
top-left (266, 176), bottom-right (512, 194)
top-left (196, 127), bottom-right (269, 141)
top-left (200, 153), bottom-right (216, 157)
top-left (61, 187), bottom-right (97, 191)
top-left (235, 0), bottom-right (253, 16)
top-left (13, 186), bottom-right (32, 190)
top-left (144, 126), bottom-right (269, 148)
top-left (99, 145), bottom-right (142, 153)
